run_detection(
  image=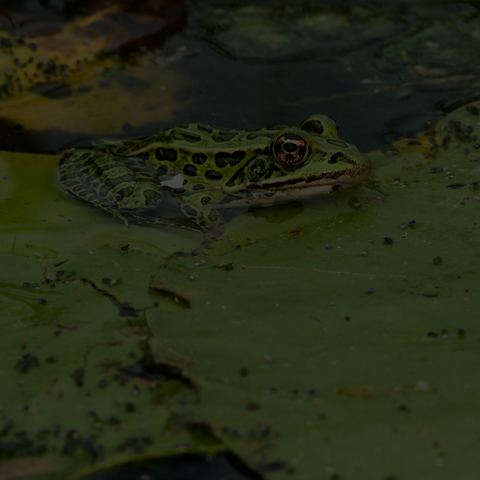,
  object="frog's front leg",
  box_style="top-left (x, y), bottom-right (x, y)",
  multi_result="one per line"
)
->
top-left (181, 190), bottom-right (230, 228)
